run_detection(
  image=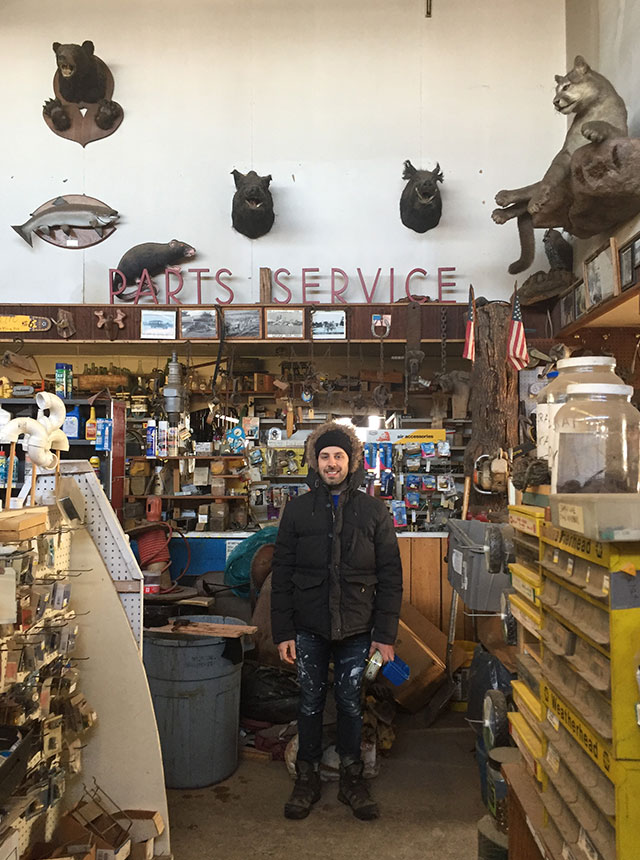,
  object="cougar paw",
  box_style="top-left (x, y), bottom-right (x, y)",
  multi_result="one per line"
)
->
top-left (528, 188), bottom-right (550, 215)
top-left (495, 189), bottom-right (517, 207)
top-left (492, 208), bottom-right (510, 225)
top-left (582, 121), bottom-right (610, 145)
